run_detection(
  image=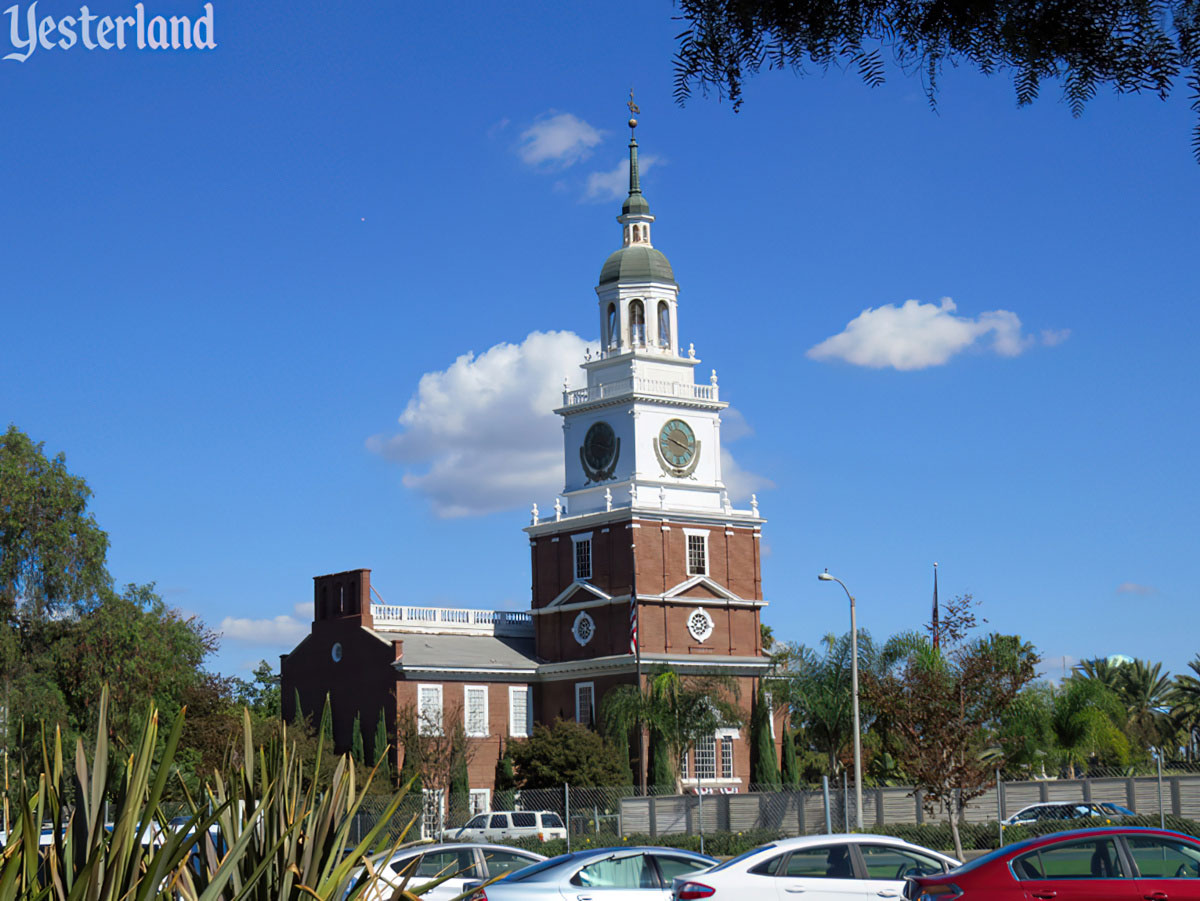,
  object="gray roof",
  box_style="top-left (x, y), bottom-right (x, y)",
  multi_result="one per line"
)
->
top-left (598, 245), bottom-right (675, 286)
top-left (377, 631), bottom-right (539, 673)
